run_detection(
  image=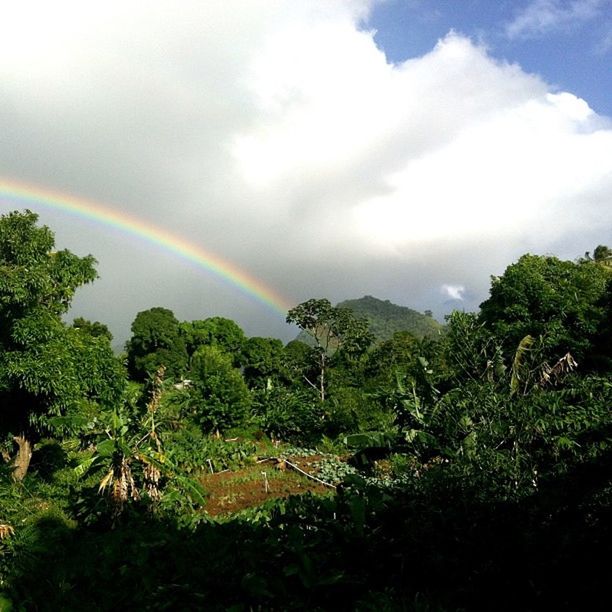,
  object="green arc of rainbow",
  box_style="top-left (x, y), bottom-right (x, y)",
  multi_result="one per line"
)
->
top-left (0, 178), bottom-right (293, 317)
